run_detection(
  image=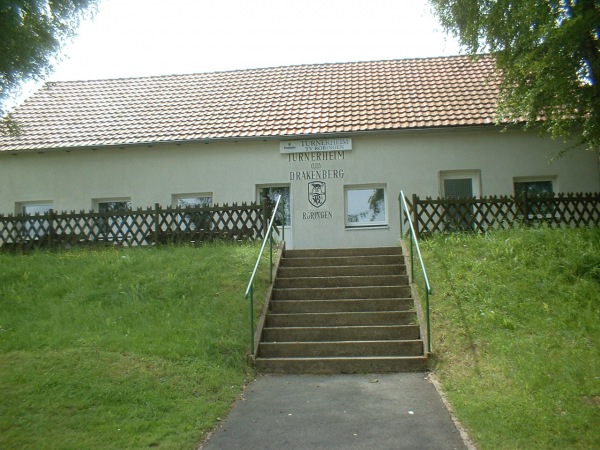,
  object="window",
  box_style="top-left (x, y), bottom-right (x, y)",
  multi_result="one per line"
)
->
top-left (514, 180), bottom-right (553, 198)
top-left (443, 178), bottom-right (474, 198)
top-left (17, 202), bottom-right (53, 239)
top-left (172, 194), bottom-right (213, 230)
top-left (259, 186), bottom-right (290, 227)
top-left (514, 178), bottom-right (555, 216)
top-left (94, 198), bottom-right (132, 240)
top-left (440, 170), bottom-right (481, 198)
top-left (98, 200), bottom-right (132, 213)
top-left (21, 203), bottom-right (53, 215)
top-left (173, 195), bottom-right (213, 209)
top-left (440, 171), bottom-right (481, 232)
top-left (345, 186), bottom-right (387, 227)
